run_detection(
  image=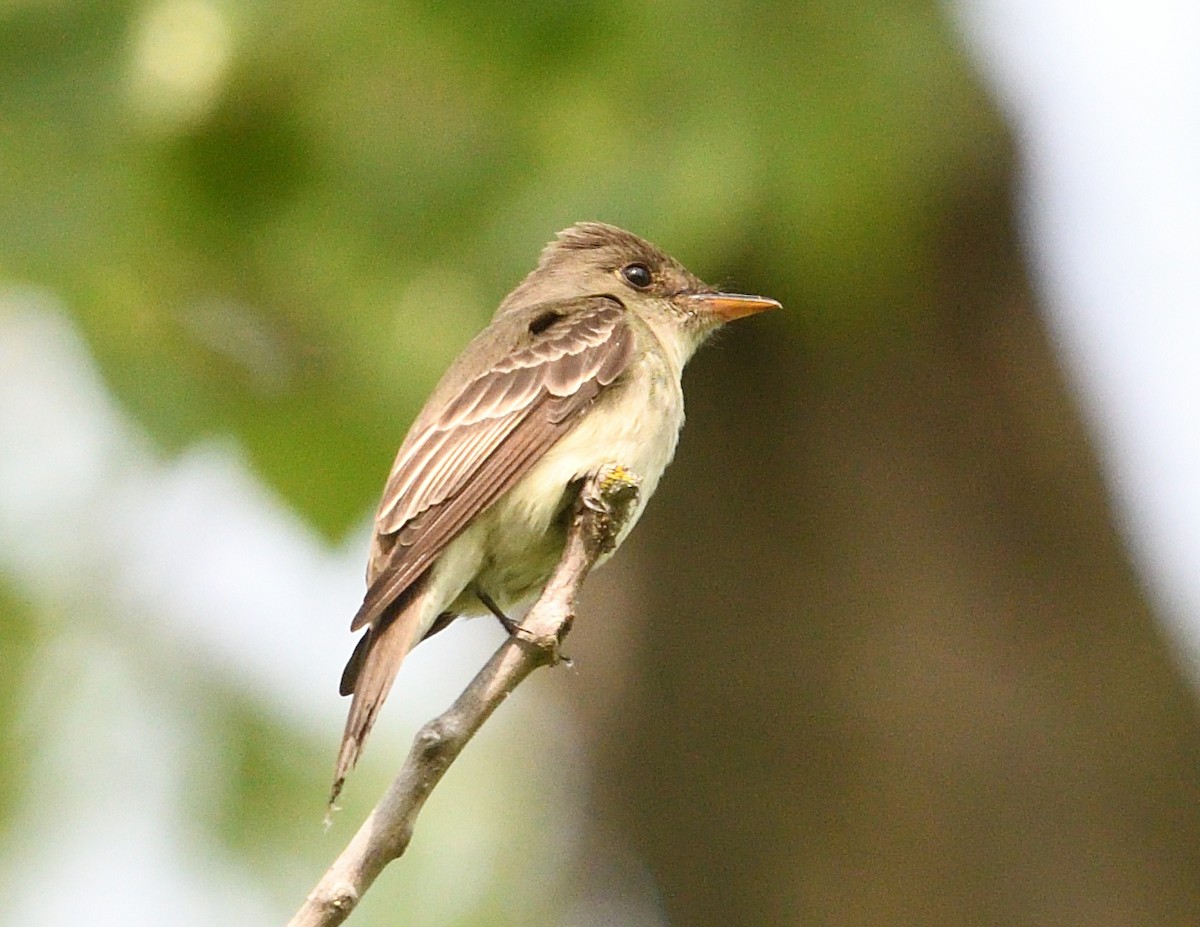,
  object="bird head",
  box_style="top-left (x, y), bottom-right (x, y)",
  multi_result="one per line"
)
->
top-left (497, 222), bottom-right (780, 362)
